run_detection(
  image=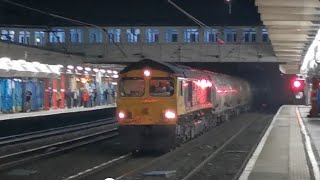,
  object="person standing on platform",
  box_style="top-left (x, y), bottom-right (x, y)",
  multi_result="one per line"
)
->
top-left (89, 88), bottom-right (94, 107)
top-left (111, 88), bottom-right (115, 104)
top-left (25, 90), bottom-right (32, 112)
top-left (104, 89), bottom-right (108, 105)
top-left (57, 91), bottom-right (61, 108)
top-left (80, 87), bottom-right (84, 107)
top-left (73, 88), bottom-right (79, 108)
top-left (93, 88), bottom-right (97, 106)
top-left (82, 89), bottom-right (89, 108)
top-left (65, 88), bottom-right (73, 108)
top-left (106, 81), bottom-right (113, 105)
